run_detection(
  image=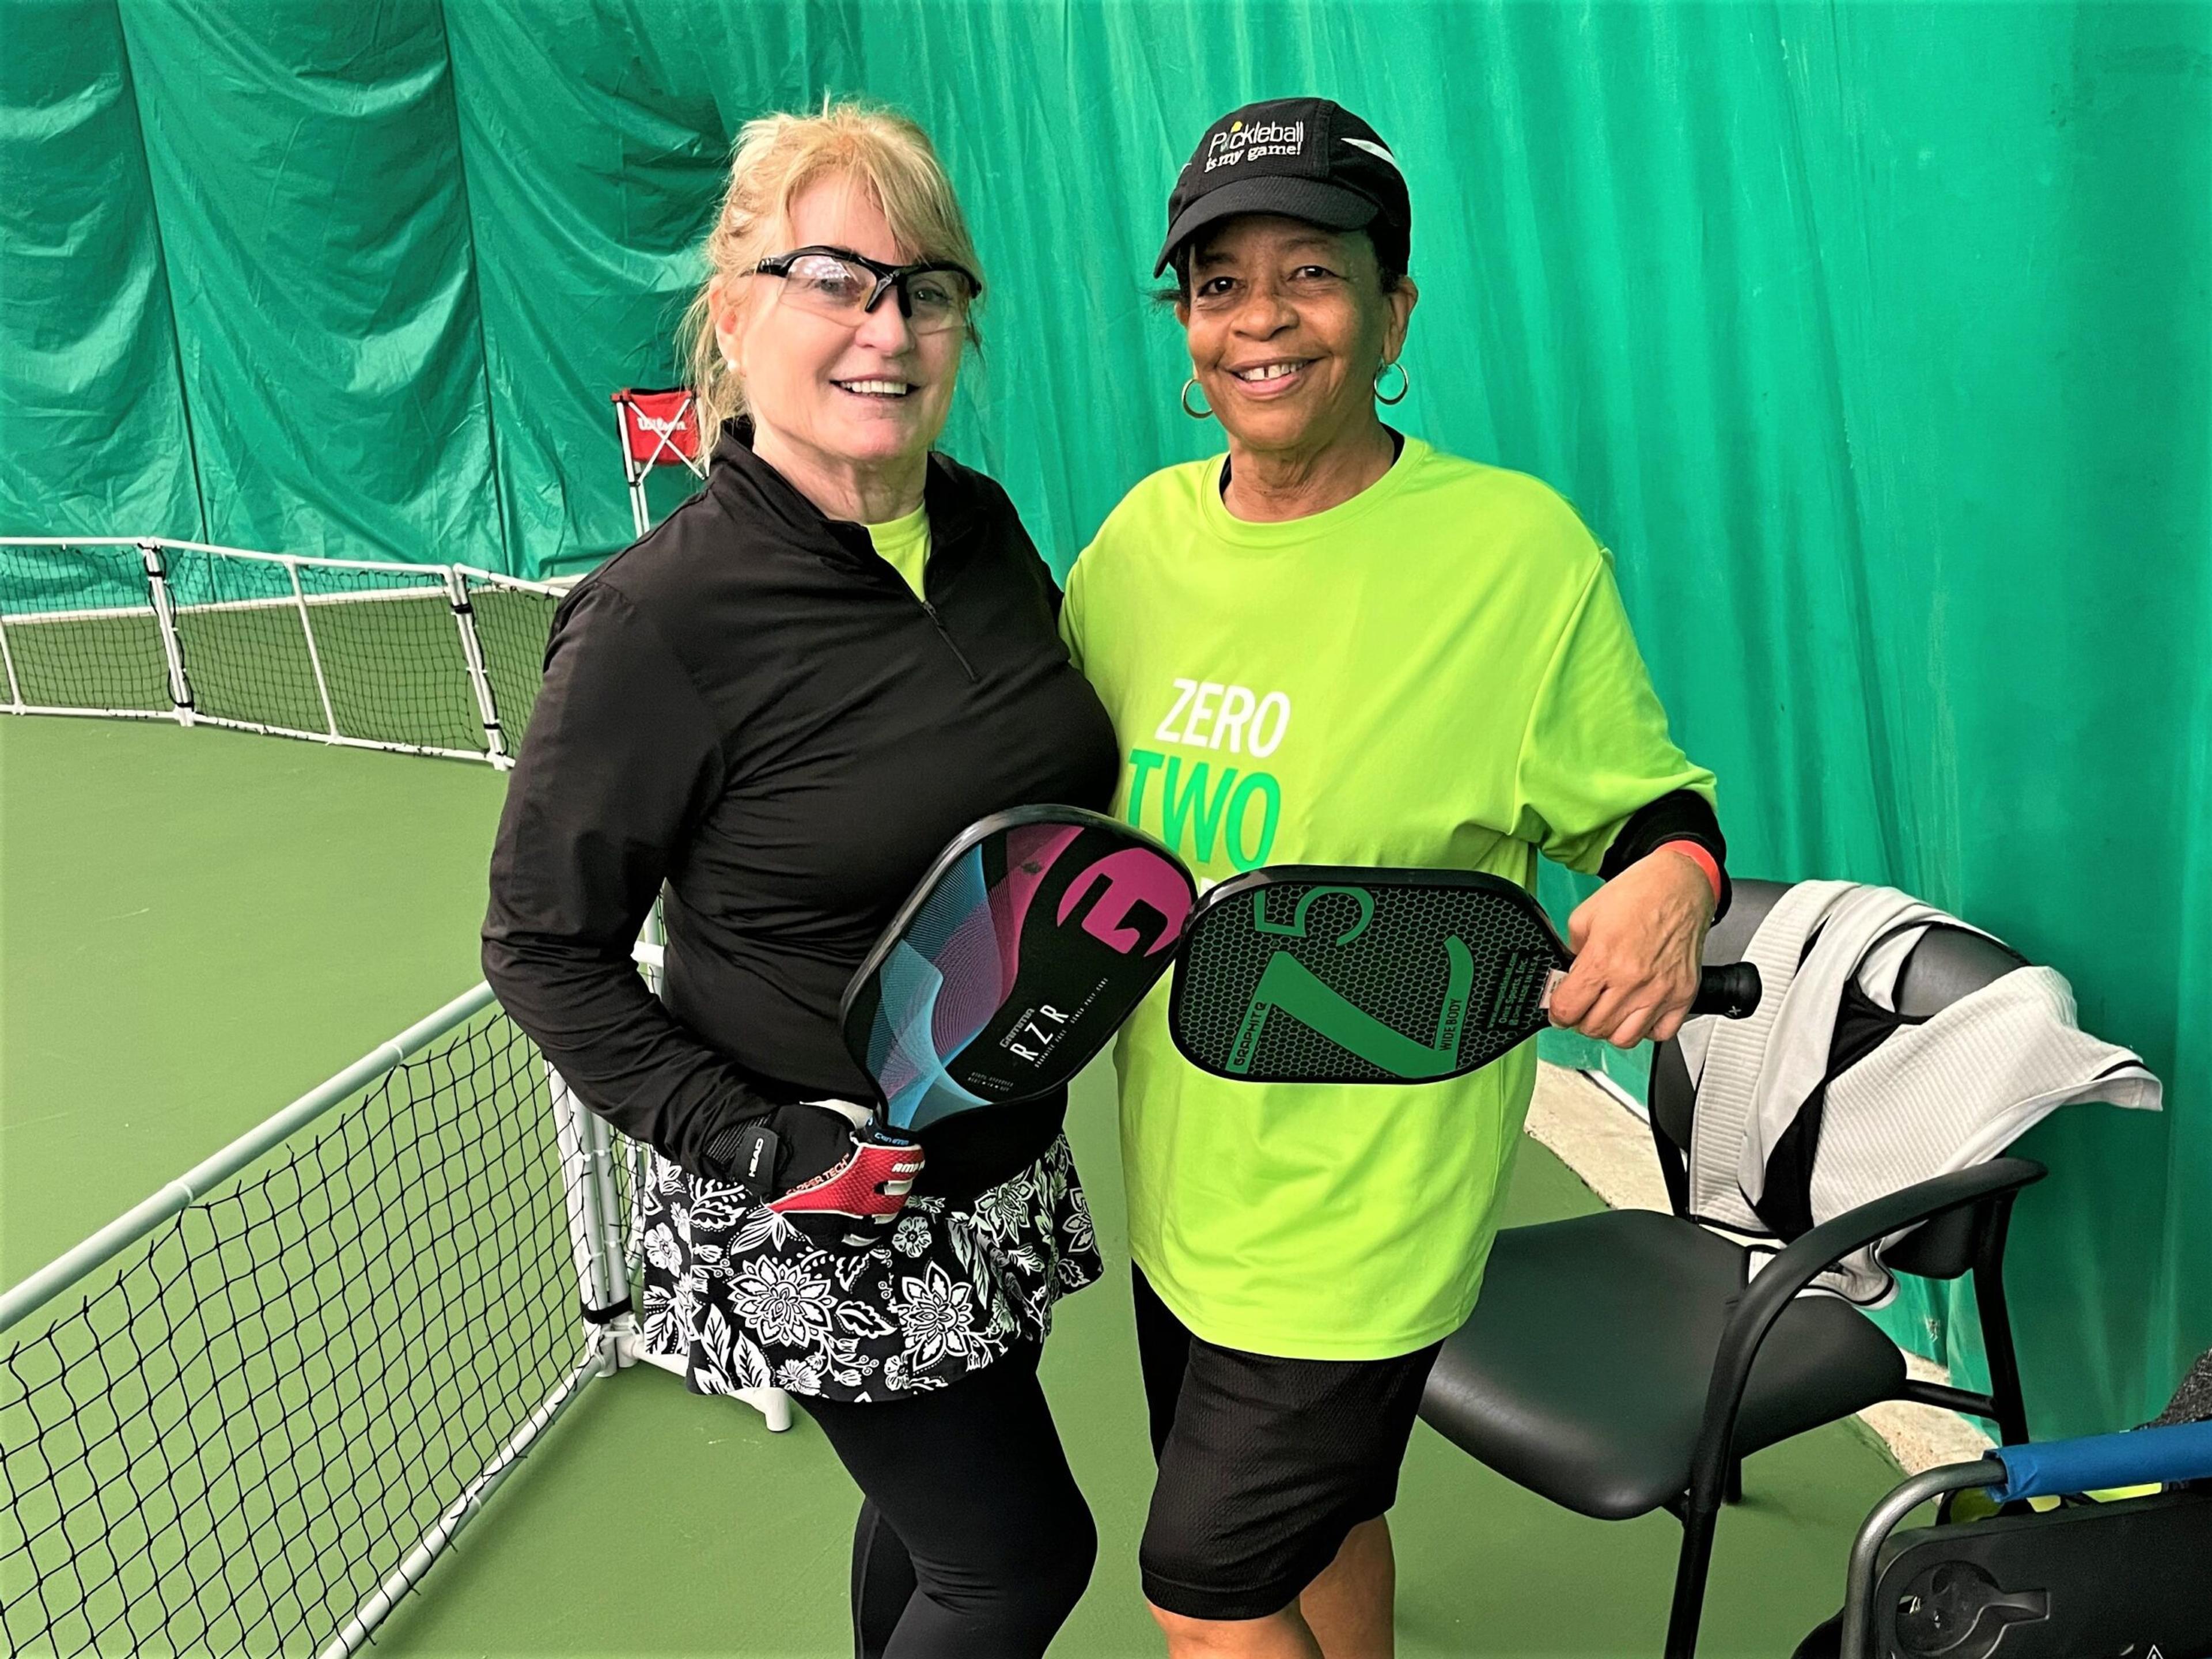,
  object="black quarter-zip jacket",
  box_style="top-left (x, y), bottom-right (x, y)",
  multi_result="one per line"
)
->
top-left (483, 425), bottom-right (1119, 1199)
